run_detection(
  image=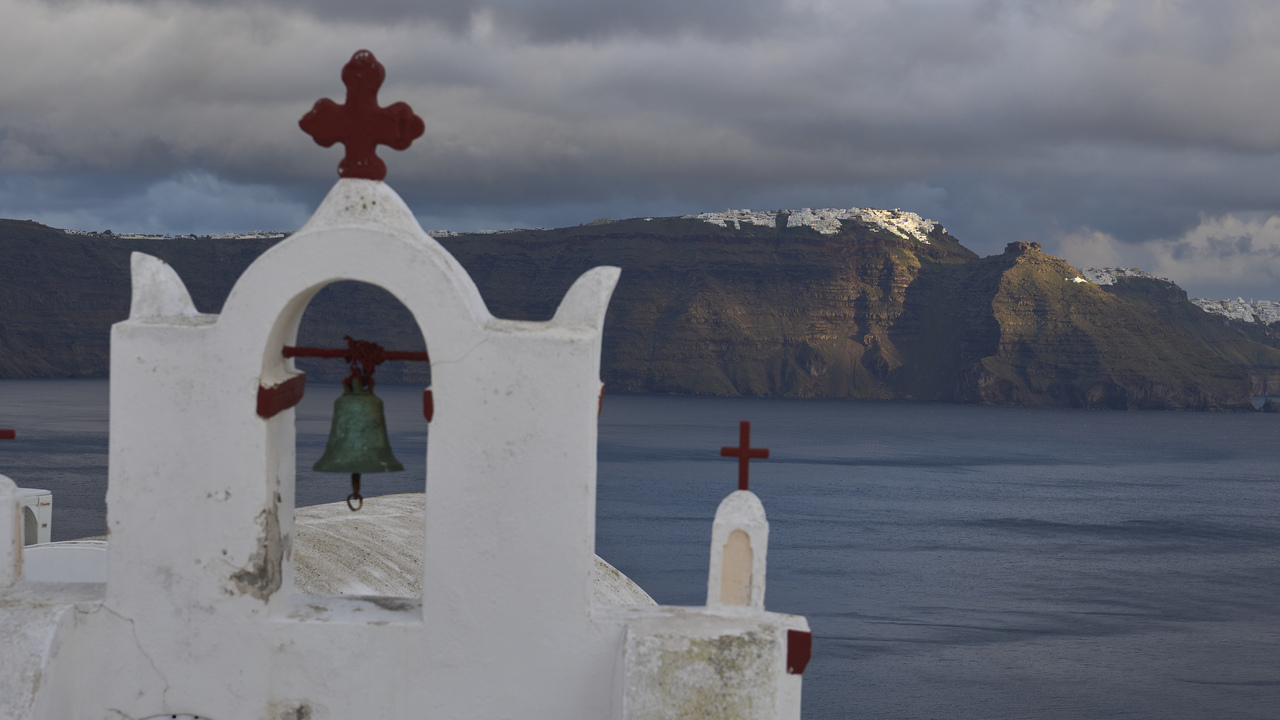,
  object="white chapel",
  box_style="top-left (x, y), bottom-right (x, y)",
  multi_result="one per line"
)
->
top-left (0, 50), bottom-right (810, 720)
